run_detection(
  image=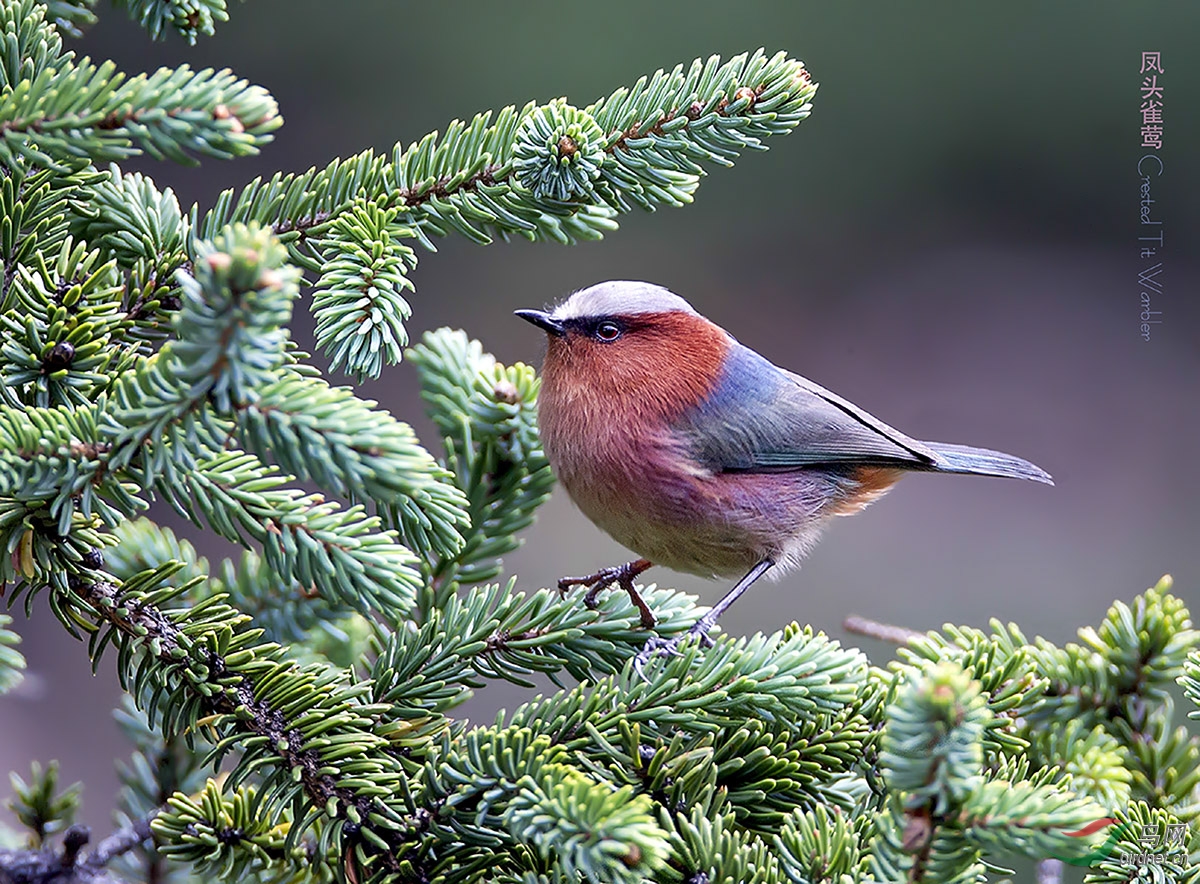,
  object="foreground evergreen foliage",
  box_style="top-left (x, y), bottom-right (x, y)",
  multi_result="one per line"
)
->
top-left (1, 3), bottom-right (1197, 883)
